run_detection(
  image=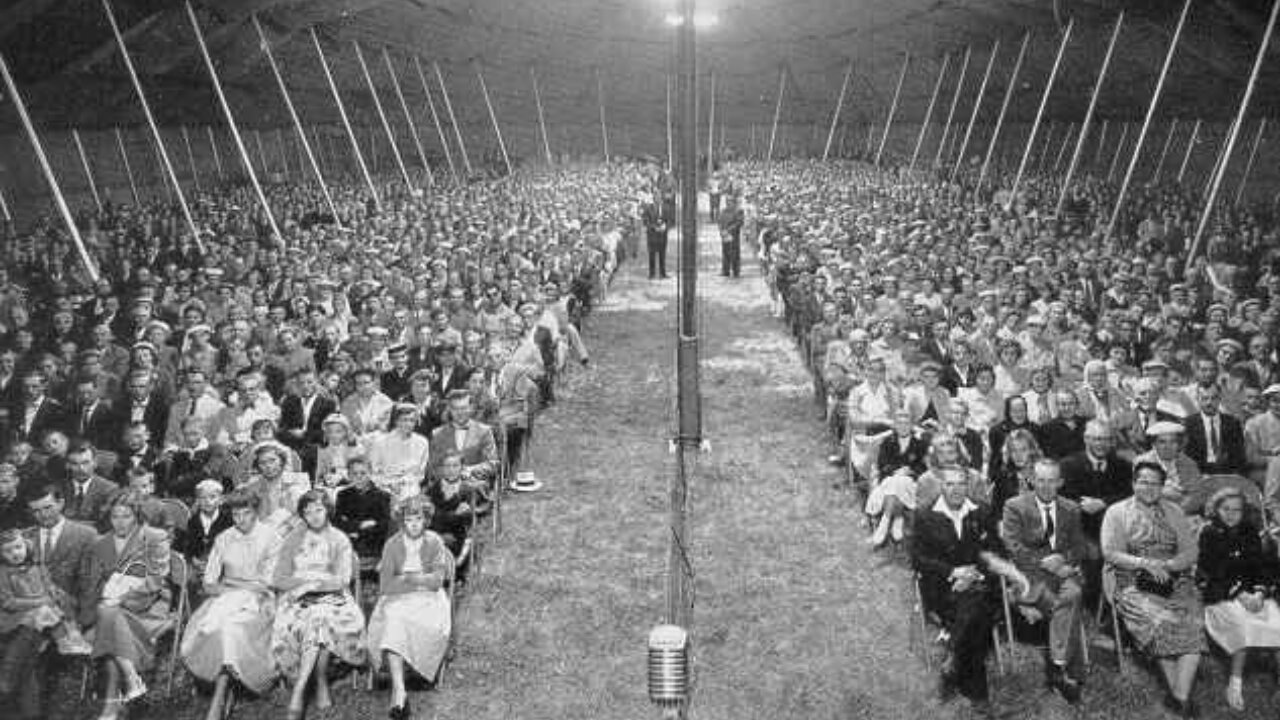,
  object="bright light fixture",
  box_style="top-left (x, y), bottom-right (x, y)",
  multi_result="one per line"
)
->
top-left (664, 12), bottom-right (719, 28)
